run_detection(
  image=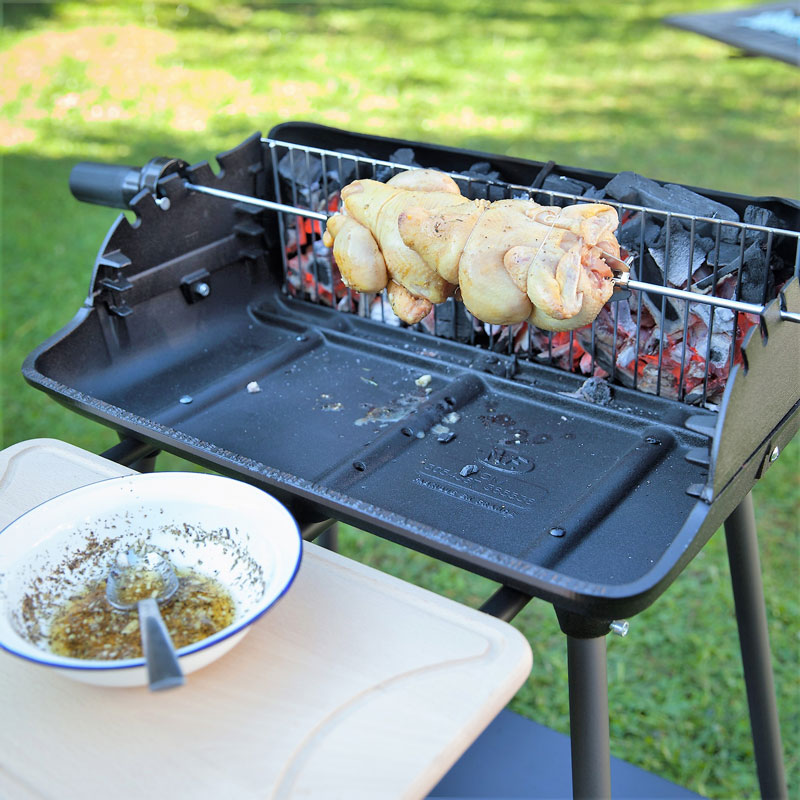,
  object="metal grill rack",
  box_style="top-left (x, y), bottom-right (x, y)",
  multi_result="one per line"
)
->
top-left (185, 136), bottom-right (800, 412)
